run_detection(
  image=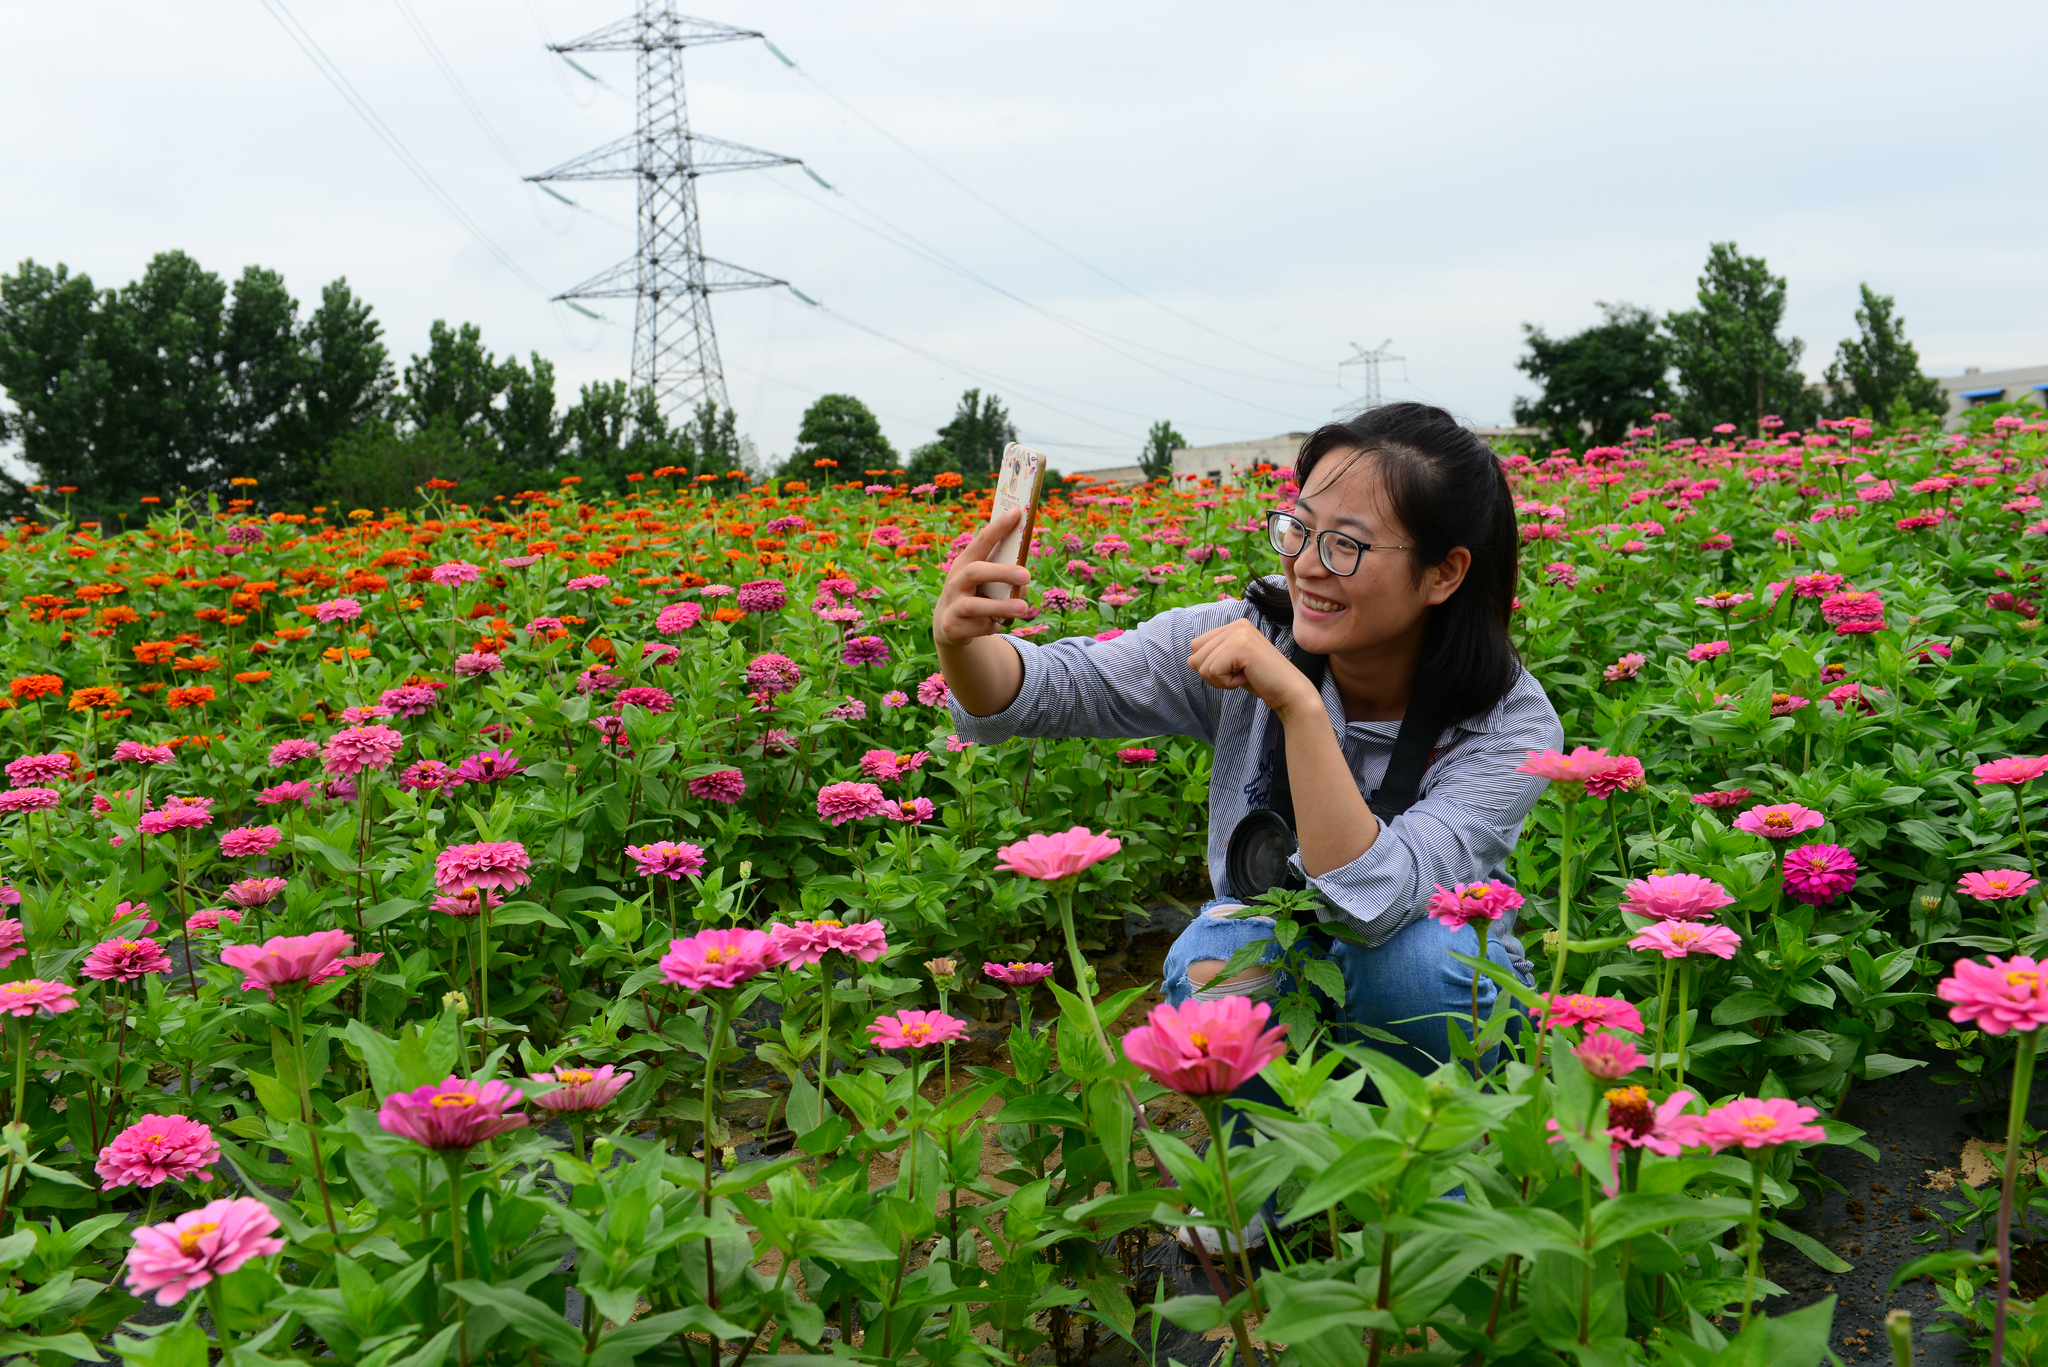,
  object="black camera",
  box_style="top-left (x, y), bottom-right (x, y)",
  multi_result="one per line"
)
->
top-left (1224, 807), bottom-right (1307, 899)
